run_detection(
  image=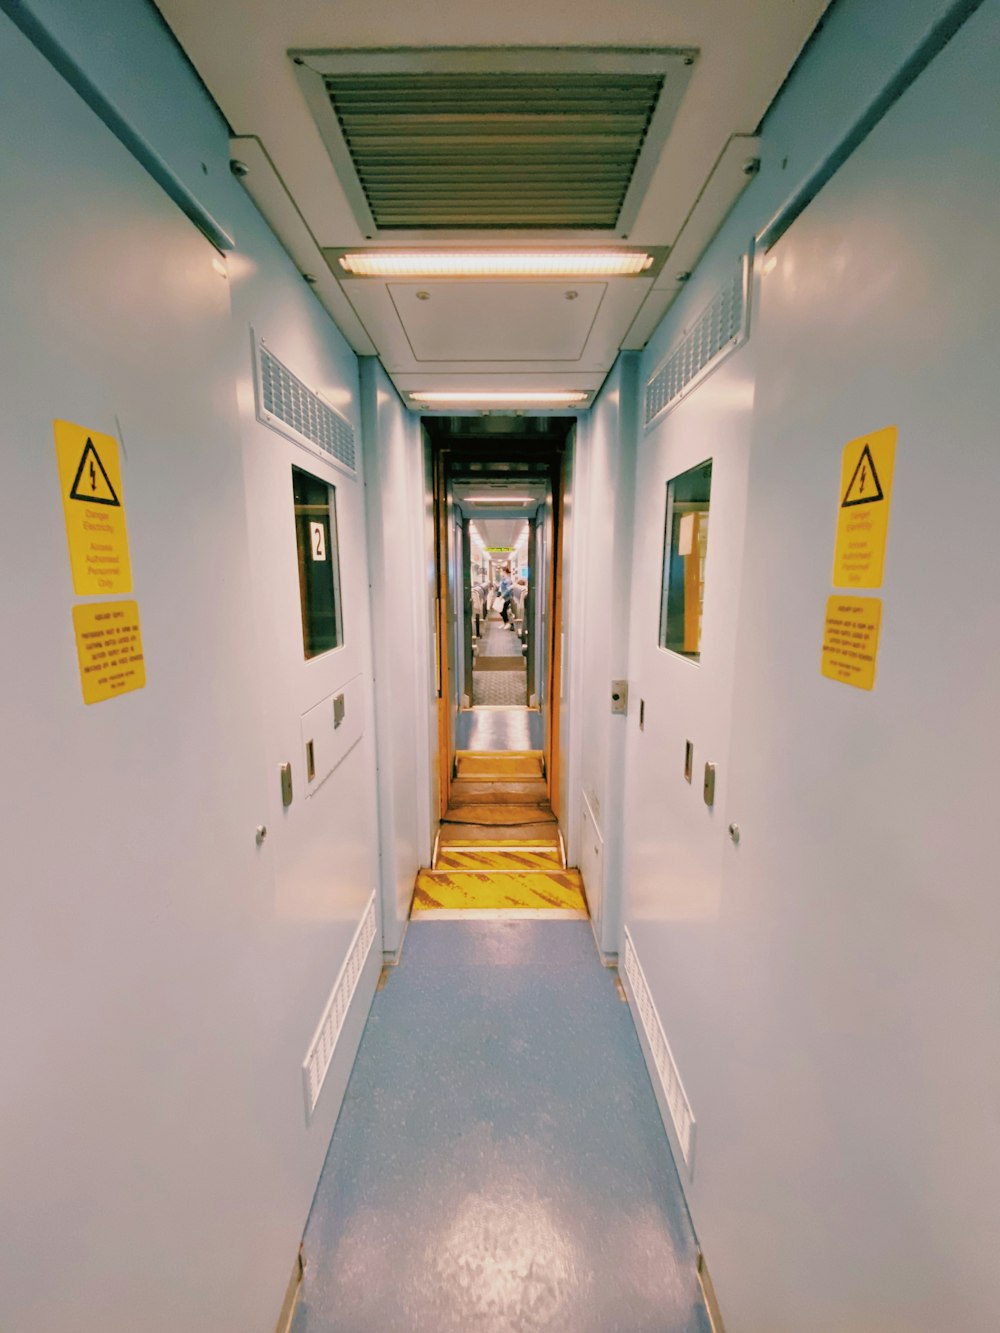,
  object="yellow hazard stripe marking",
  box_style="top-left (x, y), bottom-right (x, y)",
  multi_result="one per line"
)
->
top-left (414, 908), bottom-right (588, 921)
top-left (413, 868), bottom-right (588, 914)
top-left (435, 849), bottom-right (562, 871)
top-left (439, 840), bottom-right (559, 848)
